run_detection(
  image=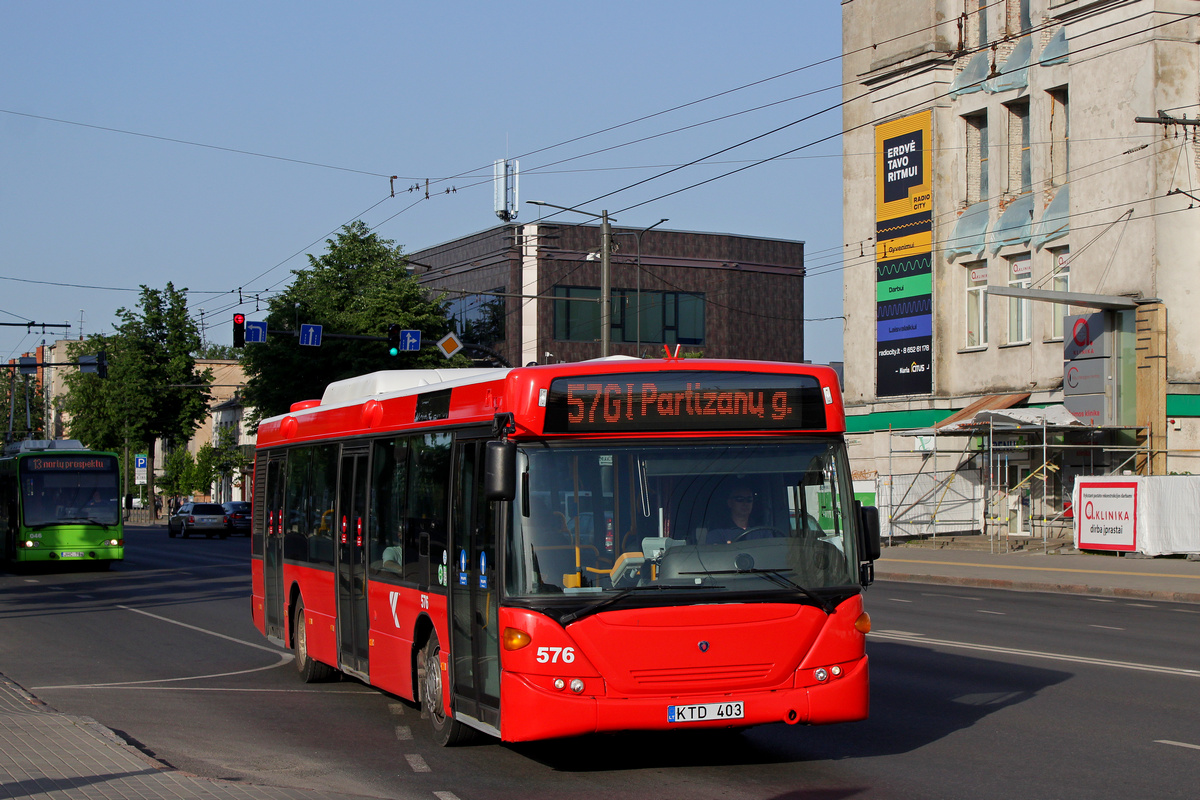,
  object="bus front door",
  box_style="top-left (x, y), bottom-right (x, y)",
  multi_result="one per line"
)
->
top-left (450, 439), bottom-right (501, 735)
top-left (336, 447), bottom-right (370, 678)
